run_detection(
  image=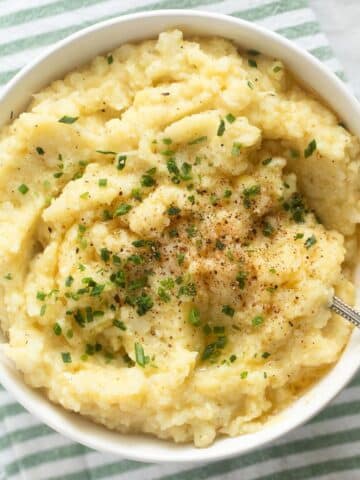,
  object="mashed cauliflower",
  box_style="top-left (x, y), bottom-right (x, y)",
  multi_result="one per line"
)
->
top-left (0, 30), bottom-right (359, 447)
